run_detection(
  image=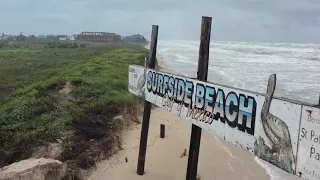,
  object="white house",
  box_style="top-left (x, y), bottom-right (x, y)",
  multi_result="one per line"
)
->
top-left (58, 35), bottom-right (67, 41)
top-left (68, 36), bottom-right (76, 41)
top-left (0, 36), bottom-right (6, 40)
top-left (0, 33), bottom-right (9, 40)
